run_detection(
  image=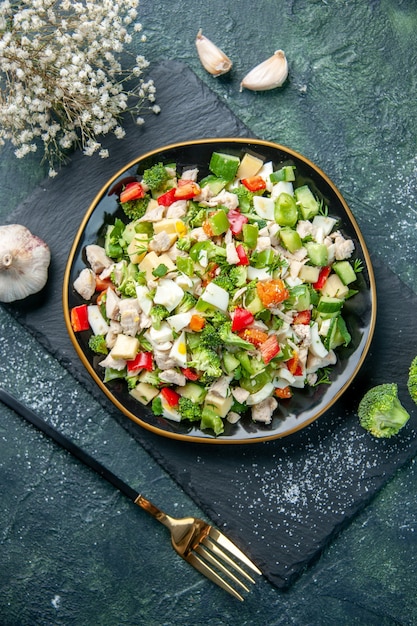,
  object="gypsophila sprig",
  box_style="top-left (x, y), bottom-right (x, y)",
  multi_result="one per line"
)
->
top-left (0, 0), bottom-right (159, 175)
